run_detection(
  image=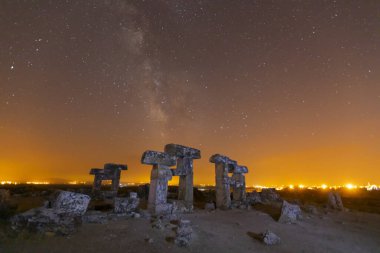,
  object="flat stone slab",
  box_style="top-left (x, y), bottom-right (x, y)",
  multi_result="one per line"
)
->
top-left (141, 150), bottom-right (176, 166)
top-left (164, 144), bottom-right (201, 159)
top-left (229, 164), bottom-right (248, 174)
top-left (104, 163), bottom-right (128, 171)
top-left (209, 154), bottom-right (237, 165)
